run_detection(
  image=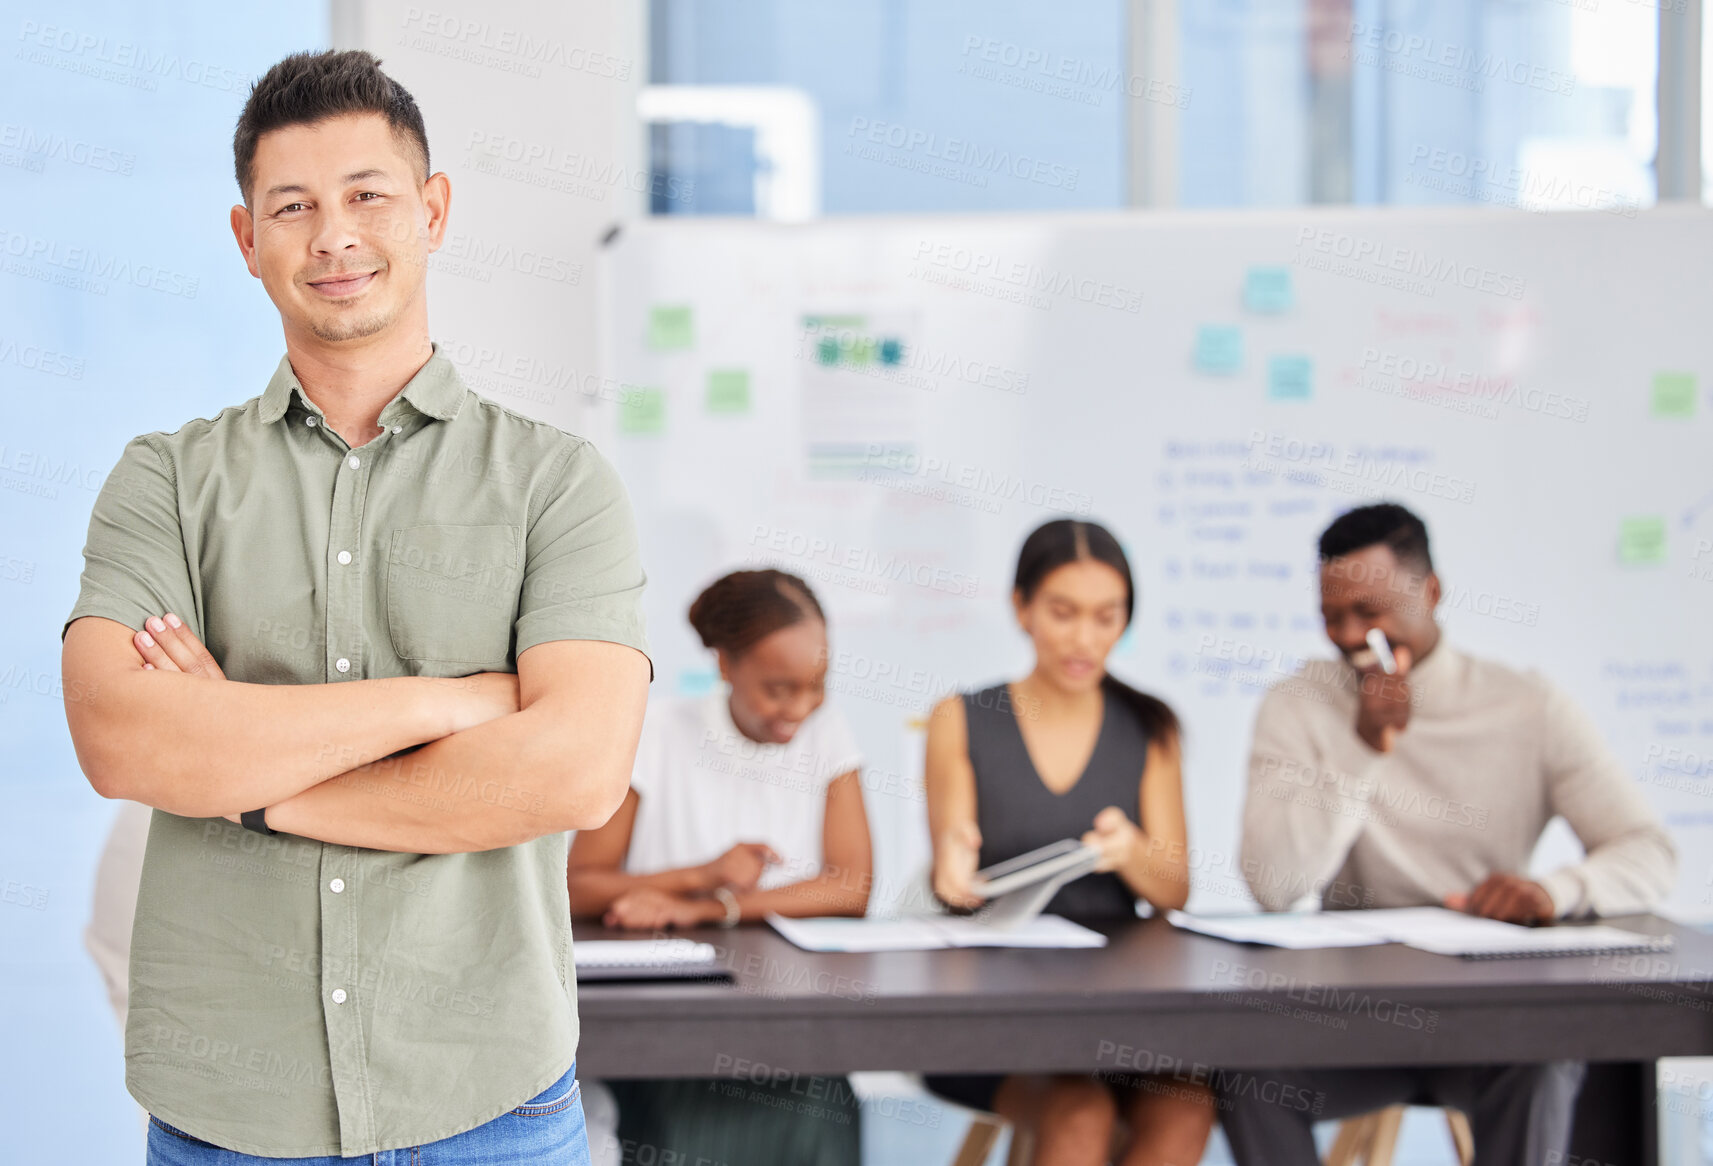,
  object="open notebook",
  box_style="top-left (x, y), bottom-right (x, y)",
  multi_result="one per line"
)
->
top-left (1168, 906), bottom-right (1675, 960)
